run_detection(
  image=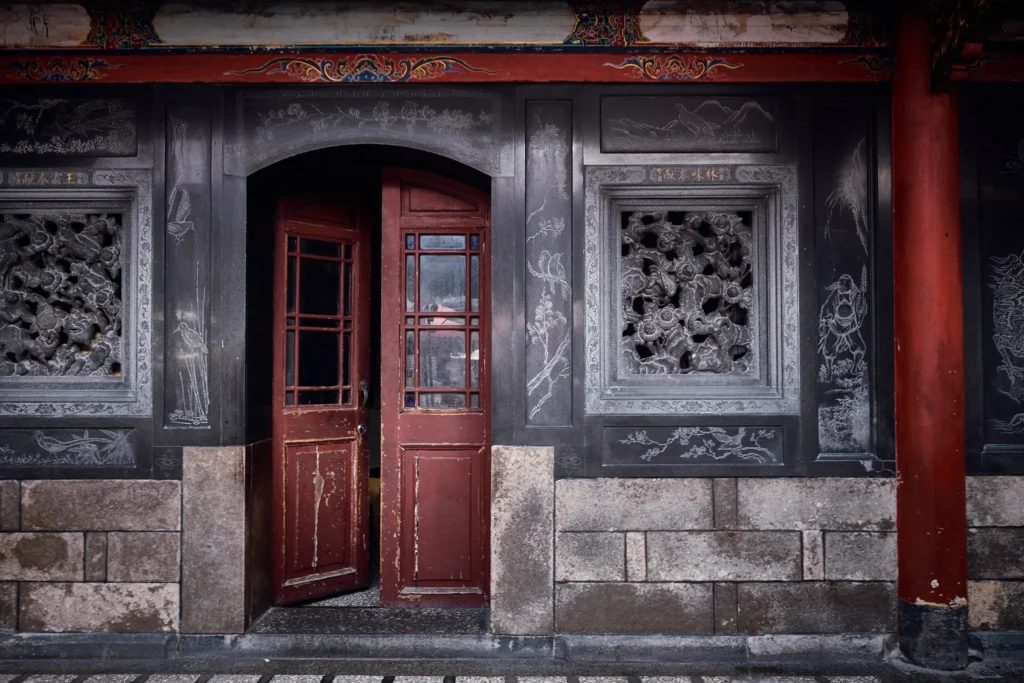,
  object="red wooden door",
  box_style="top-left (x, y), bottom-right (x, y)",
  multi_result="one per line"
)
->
top-left (272, 196), bottom-right (371, 605)
top-left (380, 169), bottom-right (490, 607)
